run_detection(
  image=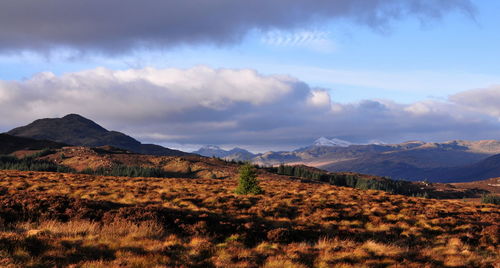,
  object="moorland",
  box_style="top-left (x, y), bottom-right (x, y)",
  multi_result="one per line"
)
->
top-left (0, 115), bottom-right (498, 267)
top-left (0, 152), bottom-right (498, 267)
